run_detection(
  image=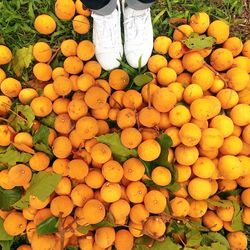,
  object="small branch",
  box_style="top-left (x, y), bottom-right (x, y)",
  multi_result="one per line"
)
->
top-left (169, 23), bottom-right (188, 39)
top-left (48, 47), bottom-right (61, 65)
top-left (203, 62), bottom-right (228, 87)
top-left (58, 213), bottom-right (65, 250)
top-left (0, 117), bottom-right (10, 124)
top-left (147, 82), bottom-right (152, 109)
